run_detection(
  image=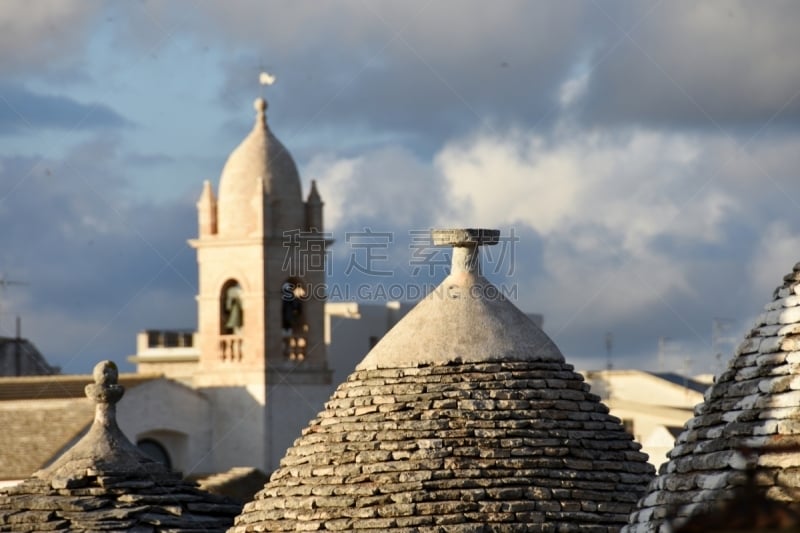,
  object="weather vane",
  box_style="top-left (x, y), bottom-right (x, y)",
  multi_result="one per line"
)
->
top-left (259, 71), bottom-right (276, 98)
